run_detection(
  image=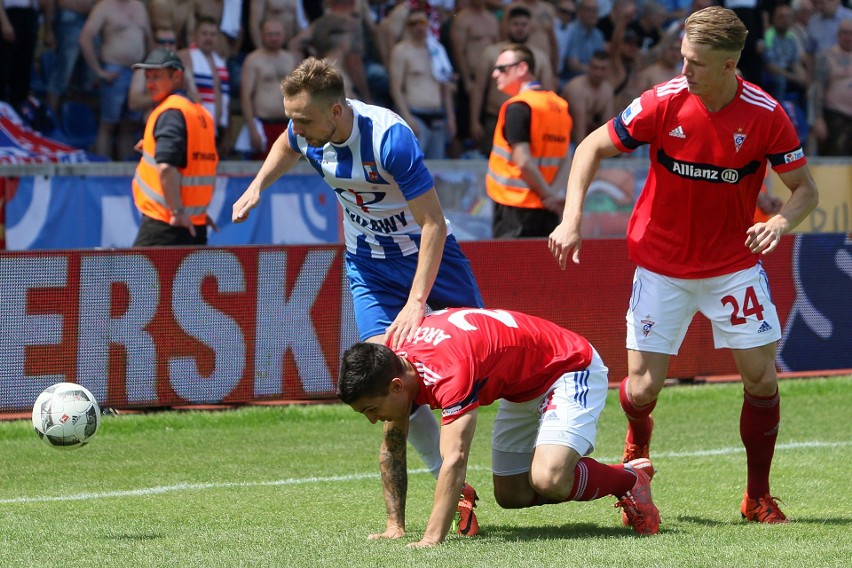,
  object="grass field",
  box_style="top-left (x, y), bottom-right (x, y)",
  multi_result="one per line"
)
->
top-left (1, 376), bottom-right (850, 568)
